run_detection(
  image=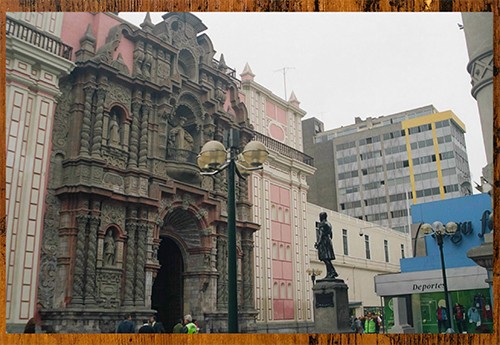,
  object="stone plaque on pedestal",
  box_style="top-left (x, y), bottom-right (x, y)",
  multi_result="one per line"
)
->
top-left (312, 279), bottom-right (353, 334)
